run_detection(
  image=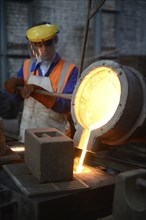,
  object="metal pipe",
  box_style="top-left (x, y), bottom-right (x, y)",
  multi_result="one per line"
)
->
top-left (89, 0), bottom-right (107, 20)
top-left (78, 0), bottom-right (107, 78)
top-left (78, 0), bottom-right (92, 78)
